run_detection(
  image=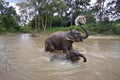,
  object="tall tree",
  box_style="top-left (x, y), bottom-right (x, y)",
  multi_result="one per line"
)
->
top-left (16, 2), bottom-right (30, 26)
top-left (27, 0), bottom-right (67, 30)
top-left (92, 0), bottom-right (106, 22)
top-left (64, 0), bottom-right (91, 26)
top-left (107, 0), bottom-right (120, 20)
top-left (0, 0), bottom-right (19, 32)
top-left (27, 0), bottom-right (40, 30)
